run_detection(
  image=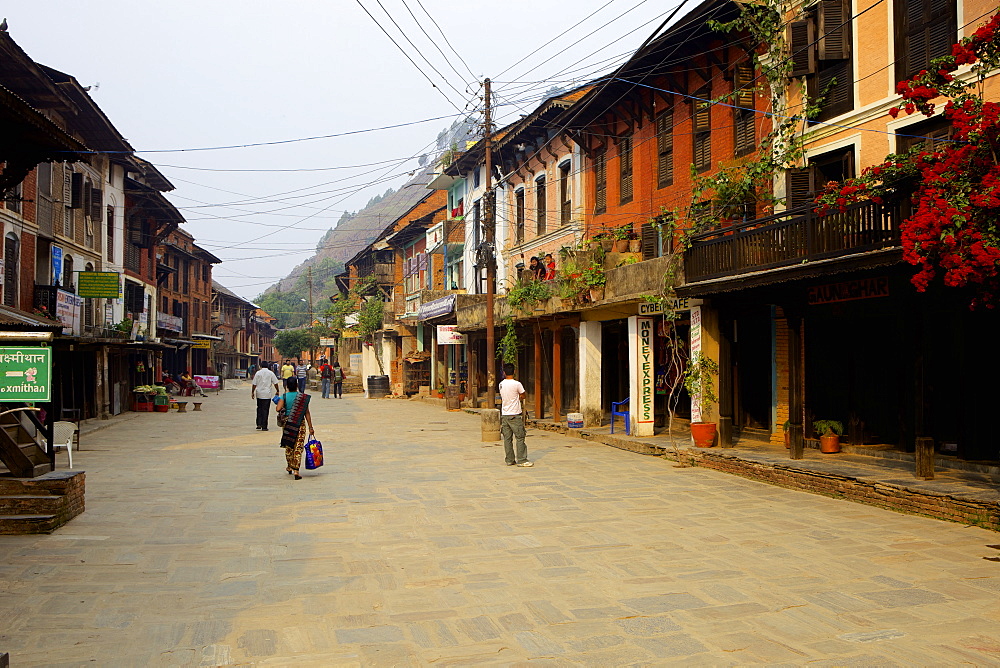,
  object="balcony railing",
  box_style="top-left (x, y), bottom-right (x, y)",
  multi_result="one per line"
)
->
top-left (684, 200), bottom-right (902, 282)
